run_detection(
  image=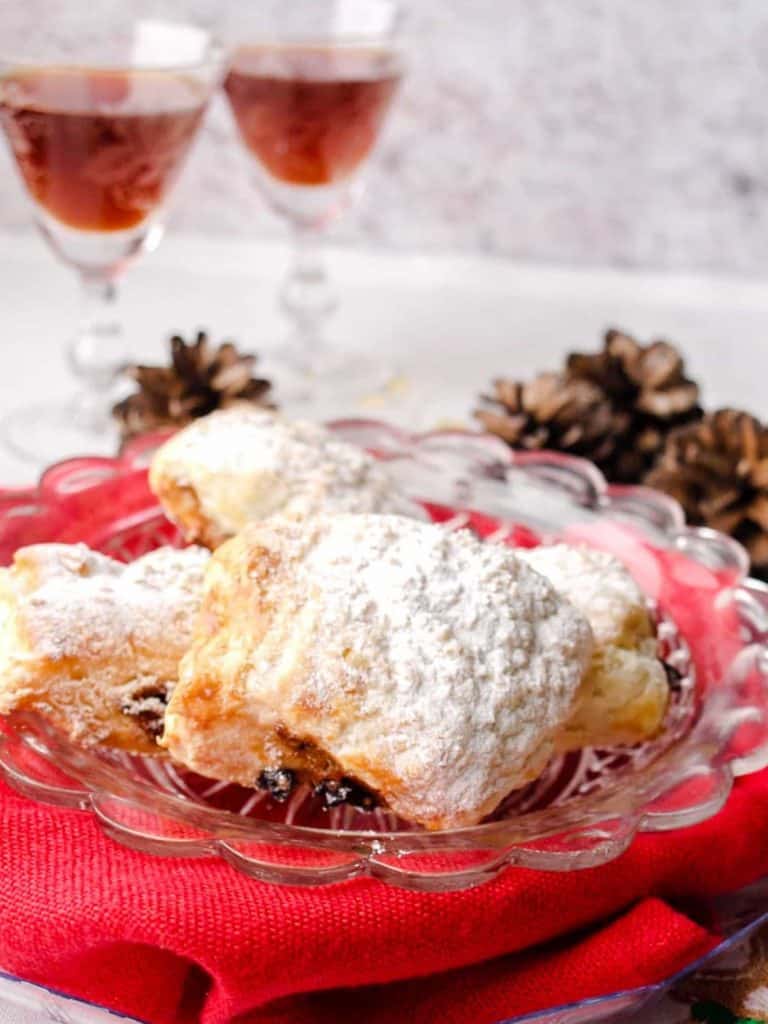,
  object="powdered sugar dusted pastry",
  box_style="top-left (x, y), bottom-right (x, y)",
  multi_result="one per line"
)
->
top-left (149, 408), bottom-right (420, 548)
top-left (0, 543), bottom-right (209, 753)
top-left (163, 514), bottom-right (594, 830)
top-left (518, 544), bottom-right (669, 749)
